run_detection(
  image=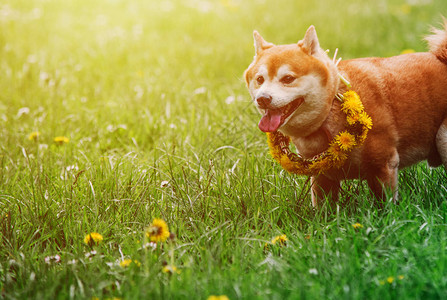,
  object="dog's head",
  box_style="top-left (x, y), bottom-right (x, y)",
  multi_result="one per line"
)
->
top-left (244, 26), bottom-right (339, 137)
